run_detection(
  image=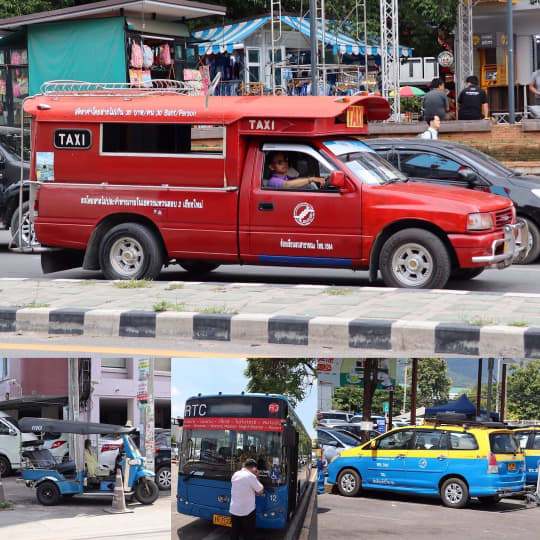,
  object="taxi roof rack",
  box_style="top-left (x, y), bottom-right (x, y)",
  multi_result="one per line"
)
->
top-left (40, 79), bottom-right (196, 97)
top-left (424, 412), bottom-right (506, 430)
